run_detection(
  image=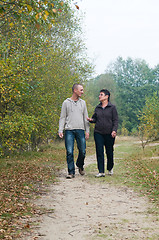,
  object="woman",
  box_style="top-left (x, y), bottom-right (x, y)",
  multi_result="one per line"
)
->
top-left (87, 89), bottom-right (118, 177)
